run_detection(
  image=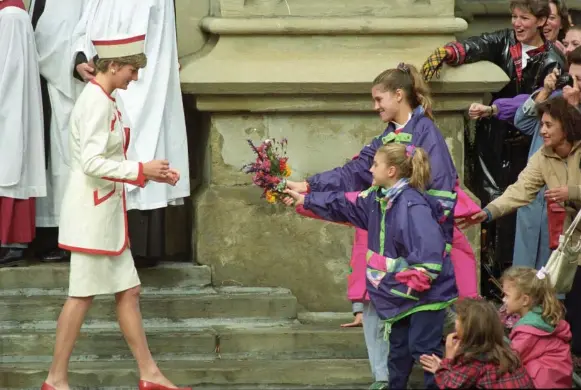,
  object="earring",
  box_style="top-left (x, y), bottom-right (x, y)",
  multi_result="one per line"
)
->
top-left (112, 69), bottom-right (116, 75)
